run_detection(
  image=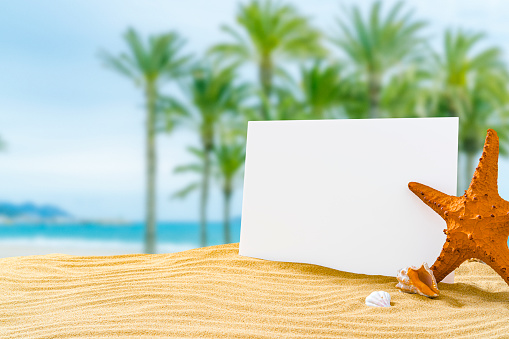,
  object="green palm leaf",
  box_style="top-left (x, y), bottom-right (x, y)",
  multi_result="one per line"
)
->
top-left (100, 27), bottom-right (191, 86)
top-left (171, 182), bottom-right (201, 200)
top-left (209, 0), bottom-right (325, 97)
top-left (332, 1), bottom-right (427, 118)
top-left (430, 29), bottom-right (509, 192)
top-left (300, 60), bottom-right (345, 119)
